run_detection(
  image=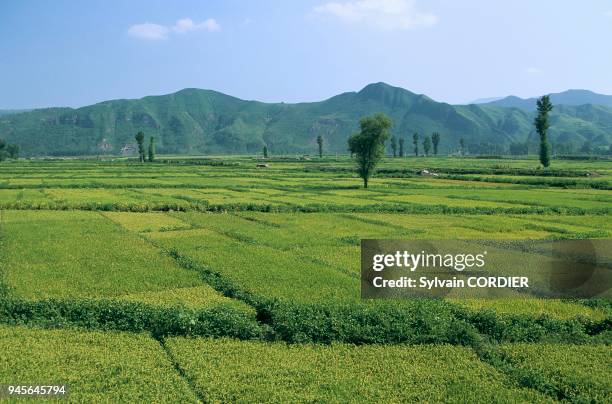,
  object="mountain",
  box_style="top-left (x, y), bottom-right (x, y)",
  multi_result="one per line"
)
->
top-left (1, 83), bottom-right (611, 156)
top-left (482, 90), bottom-right (612, 111)
top-left (0, 109), bottom-right (32, 117)
top-left (470, 97), bottom-right (504, 104)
